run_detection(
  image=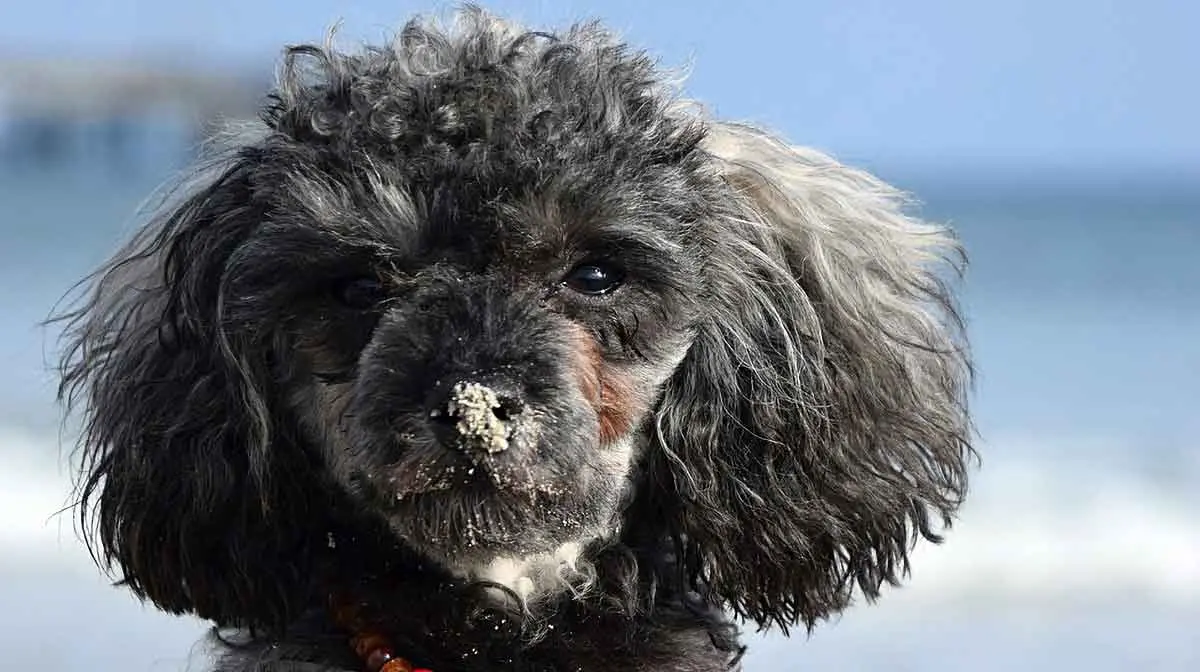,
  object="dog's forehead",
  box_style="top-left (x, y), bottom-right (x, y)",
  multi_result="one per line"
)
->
top-left (260, 146), bottom-right (687, 278)
top-left (358, 171), bottom-right (667, 273)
